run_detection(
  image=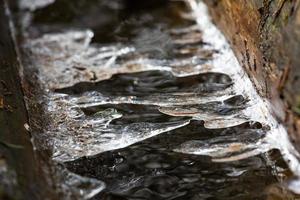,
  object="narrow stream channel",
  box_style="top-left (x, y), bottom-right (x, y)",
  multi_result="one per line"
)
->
top-left (11, 0), bottom-right (300, 199)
